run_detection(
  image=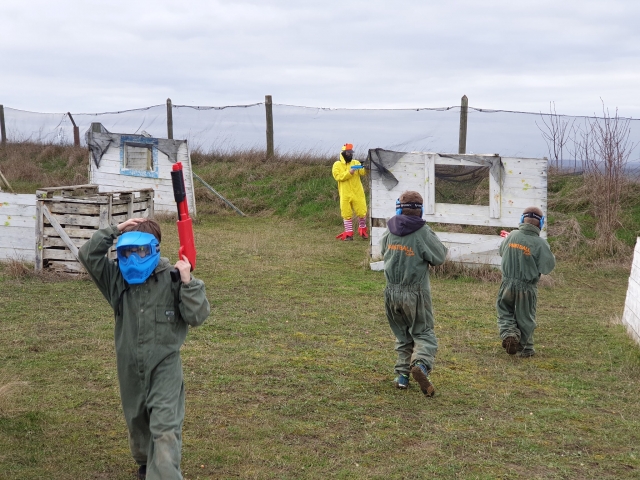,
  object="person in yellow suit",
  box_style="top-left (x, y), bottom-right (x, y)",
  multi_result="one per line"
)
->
top-left (332, 143), bottom-right (368, 240)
